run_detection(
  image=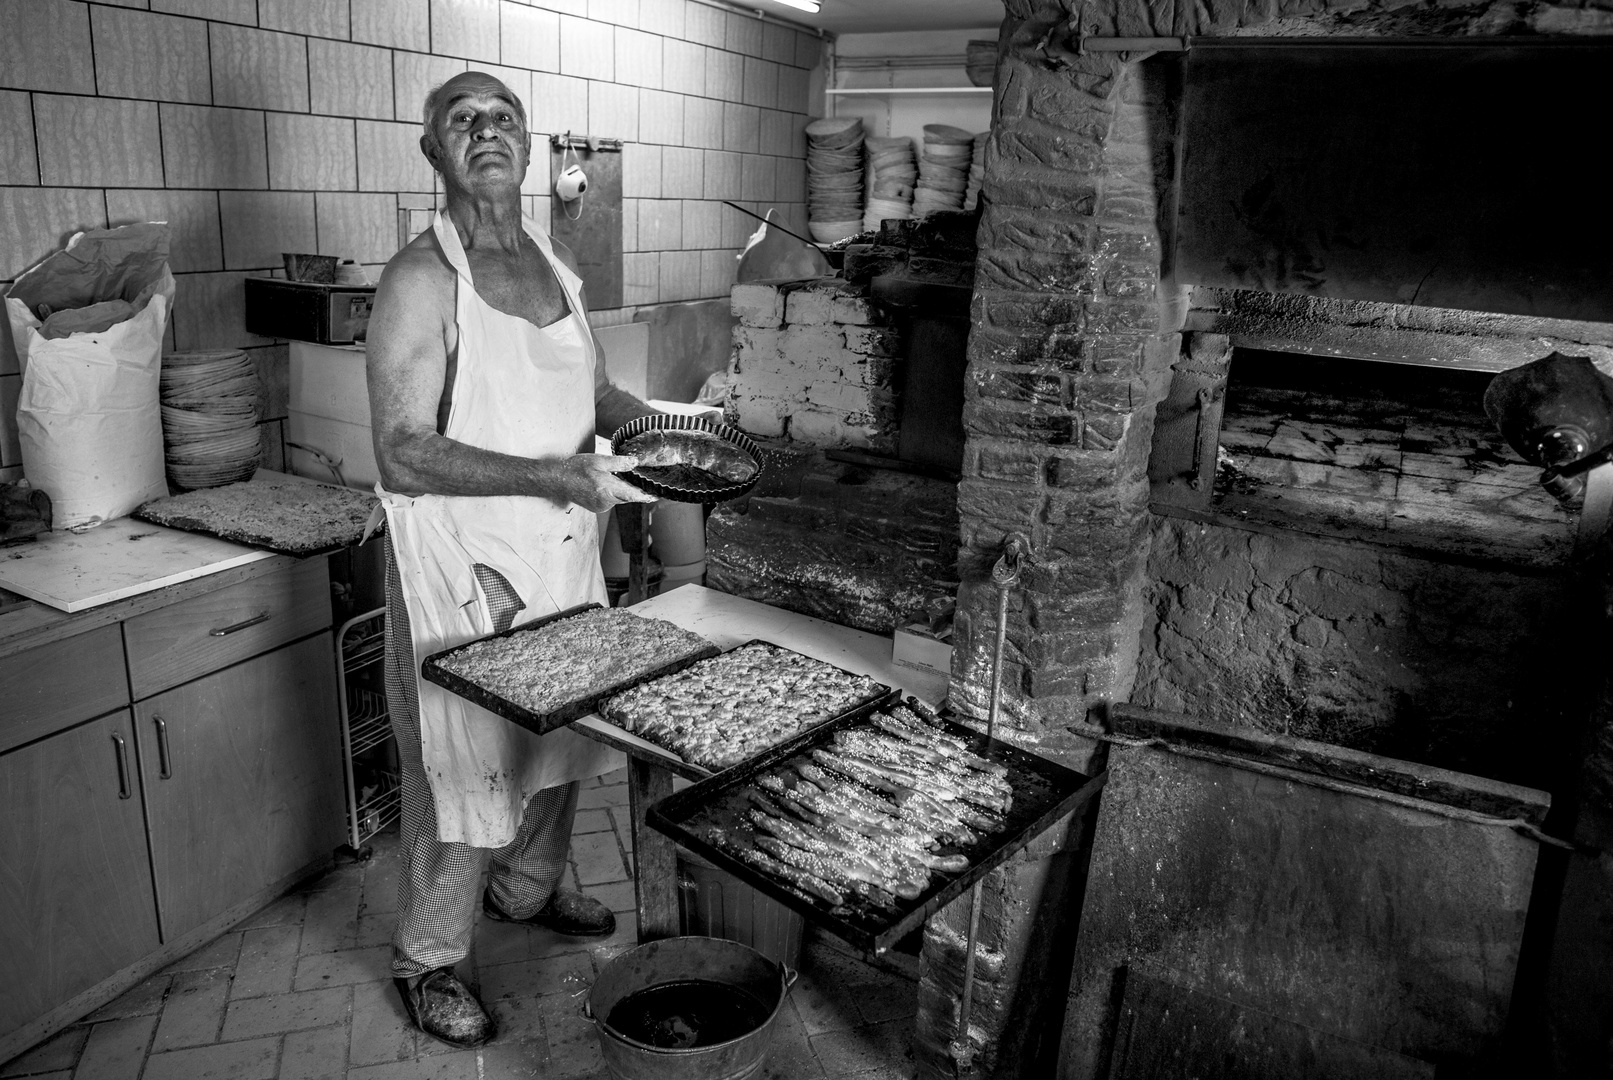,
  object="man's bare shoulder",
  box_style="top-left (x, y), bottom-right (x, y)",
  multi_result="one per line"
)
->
top-left (377, 230), bottom-right (455, 301)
